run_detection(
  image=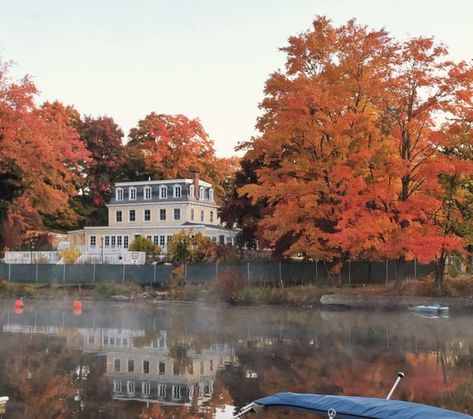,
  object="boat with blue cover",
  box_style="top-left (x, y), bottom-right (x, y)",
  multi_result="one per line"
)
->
top-left (241, 392), bottom-right (472, 418)
top-left (233, 373), bottom-right (471, 418)
top-left (409, 303), bottom-right (449, 314)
